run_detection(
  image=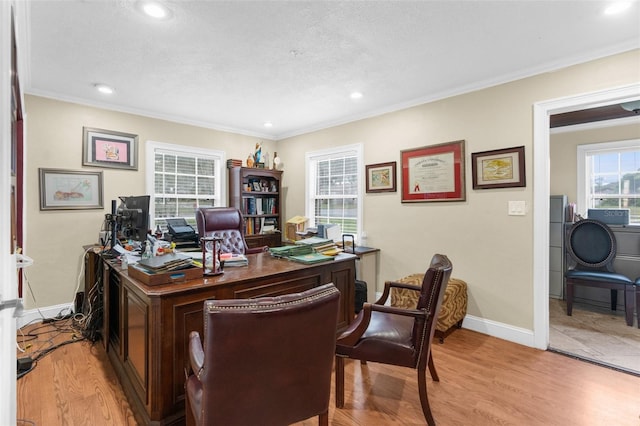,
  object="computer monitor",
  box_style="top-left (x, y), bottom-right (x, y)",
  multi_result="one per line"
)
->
top-left (117, 195), bottom-right (150, 242)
